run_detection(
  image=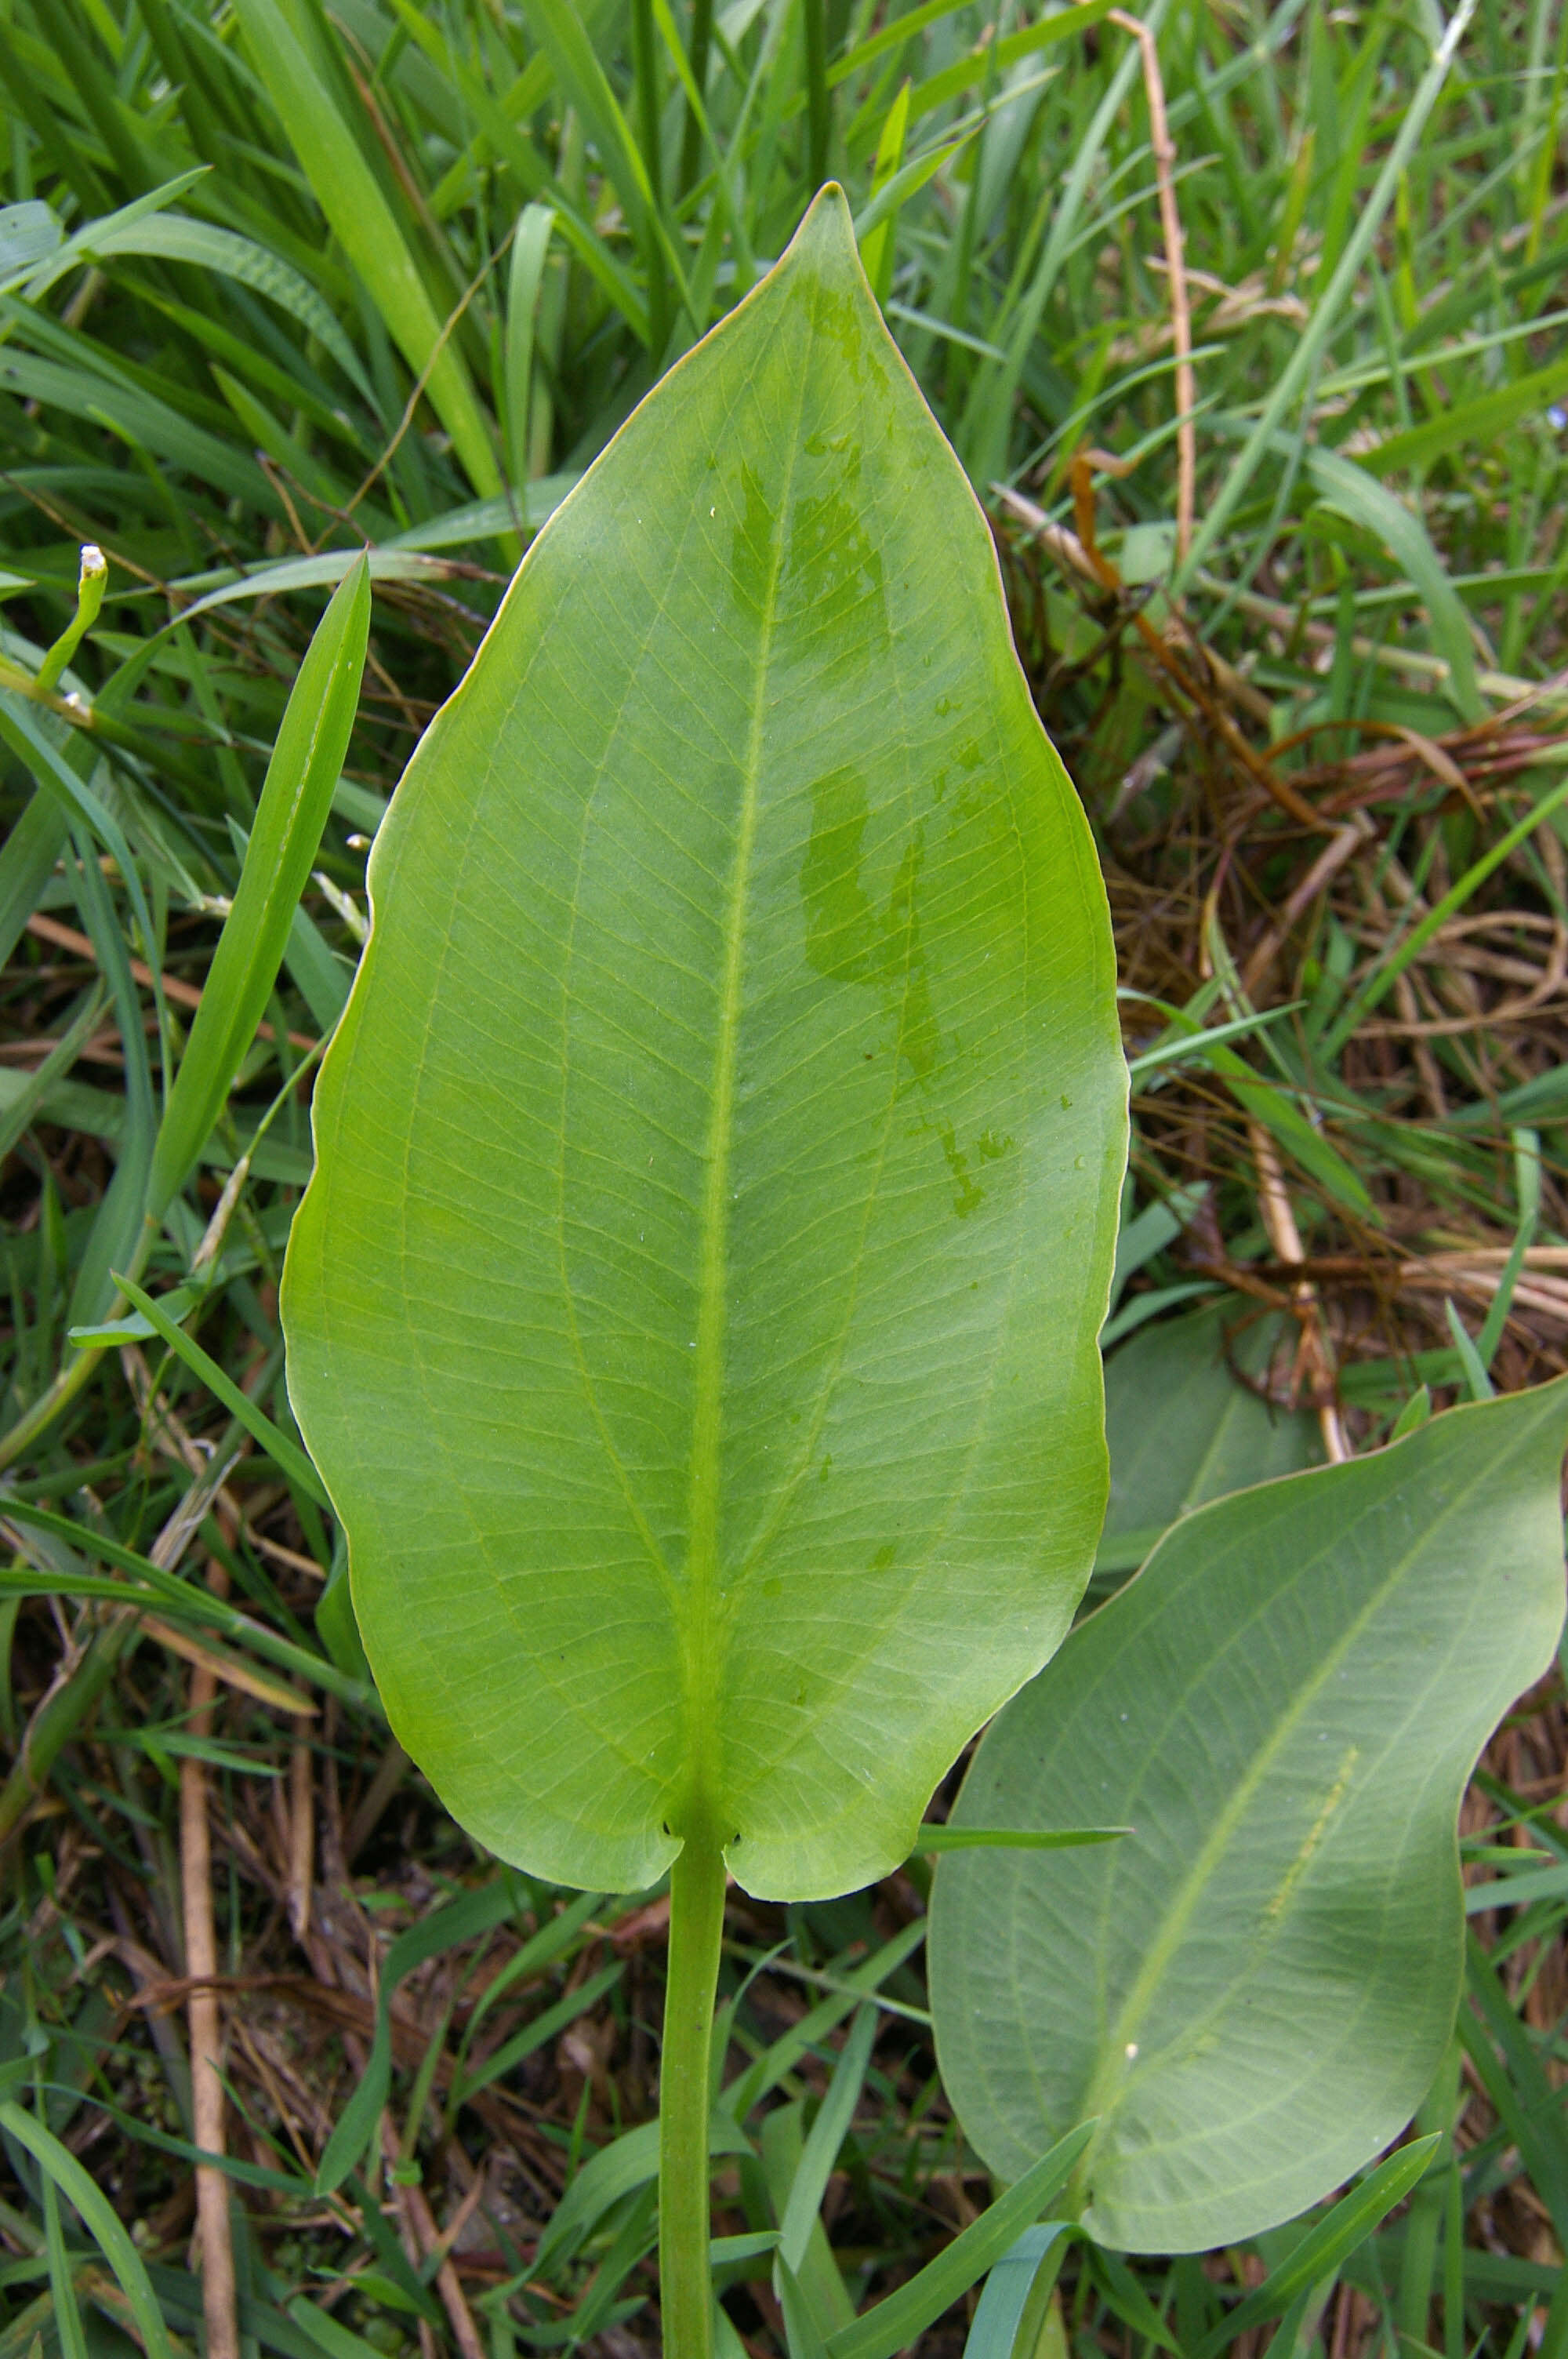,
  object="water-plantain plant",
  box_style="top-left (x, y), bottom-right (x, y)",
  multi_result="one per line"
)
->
top-left (281, 188), bottom-right (1128, 2355)
top-left (282, 183), bottom-right (1568, 2358)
